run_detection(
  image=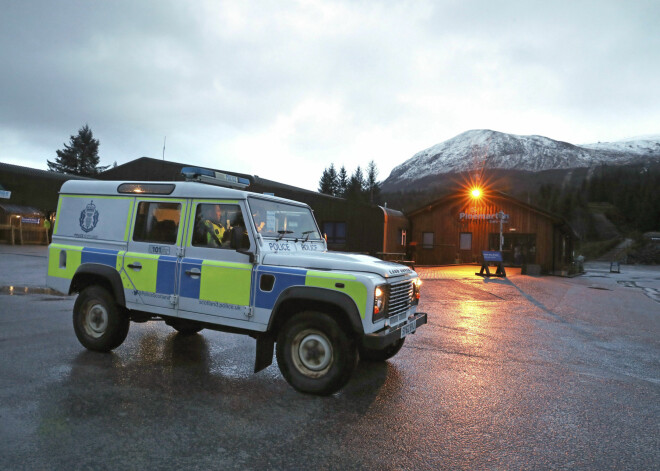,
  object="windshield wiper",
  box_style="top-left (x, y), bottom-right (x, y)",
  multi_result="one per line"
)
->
top-left (277, 230), bottom-right (294, 240)
top-left (301, 230), bottom-right (315, 242)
